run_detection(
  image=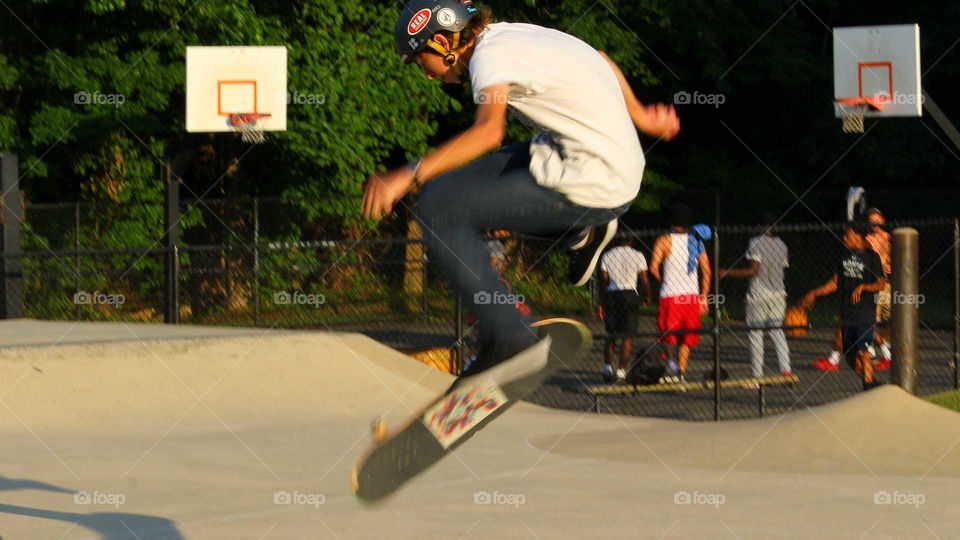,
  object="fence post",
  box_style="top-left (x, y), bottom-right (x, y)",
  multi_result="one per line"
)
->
top-left (163, 162), bottom-right (180, 324)
top-left (253, 196), bottom-right (261, 327)
top-left (75, 201), bottom-right (81, 321)
top-left (891, 228), bottom-right (919, 394)
top-left (1, 153), bottom-right (23, 319)
top-left (713, 192), bottom-right (722, 421)
top-left (422, 248), bottom-right (428, 315)
top-left (954, 218), bottom-right (959, 390)
top-left (455, 294), bottom-right (464, 375)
